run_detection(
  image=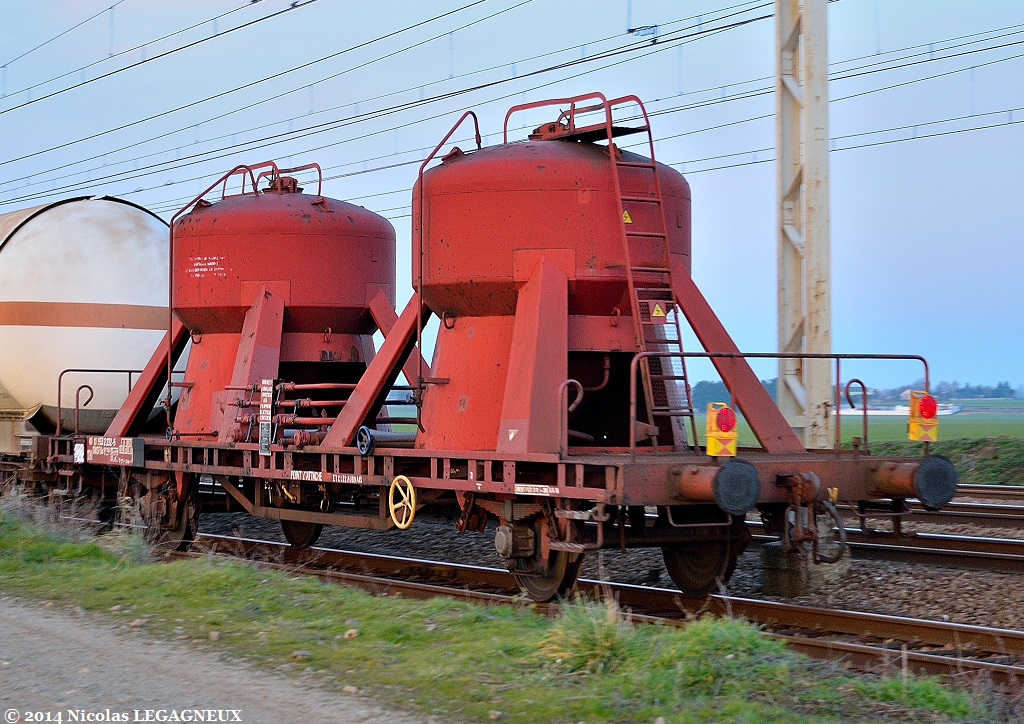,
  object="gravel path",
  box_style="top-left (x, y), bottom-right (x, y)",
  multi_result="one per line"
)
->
top-left (0, 596), bottom-right (422, 724)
